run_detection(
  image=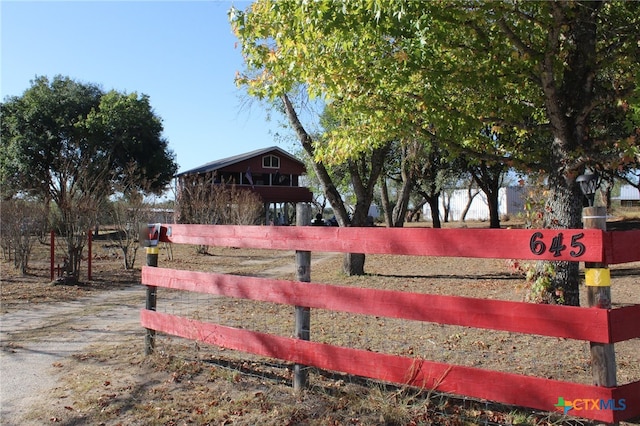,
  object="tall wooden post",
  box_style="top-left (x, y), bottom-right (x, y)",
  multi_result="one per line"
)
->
top-left (583, 206), bottom-right (617, 388)
top-left (294, 203), bottom-right (311, 391)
